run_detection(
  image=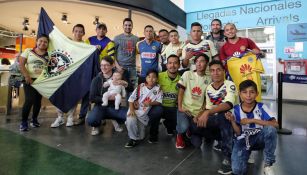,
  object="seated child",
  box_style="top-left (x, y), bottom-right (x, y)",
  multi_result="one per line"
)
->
top-left (125, 69), bottom-right (163, 148)
top-left (225, 80), bottom-right (279, 175)
top-left (102, 71), bottom-right (126, 132)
